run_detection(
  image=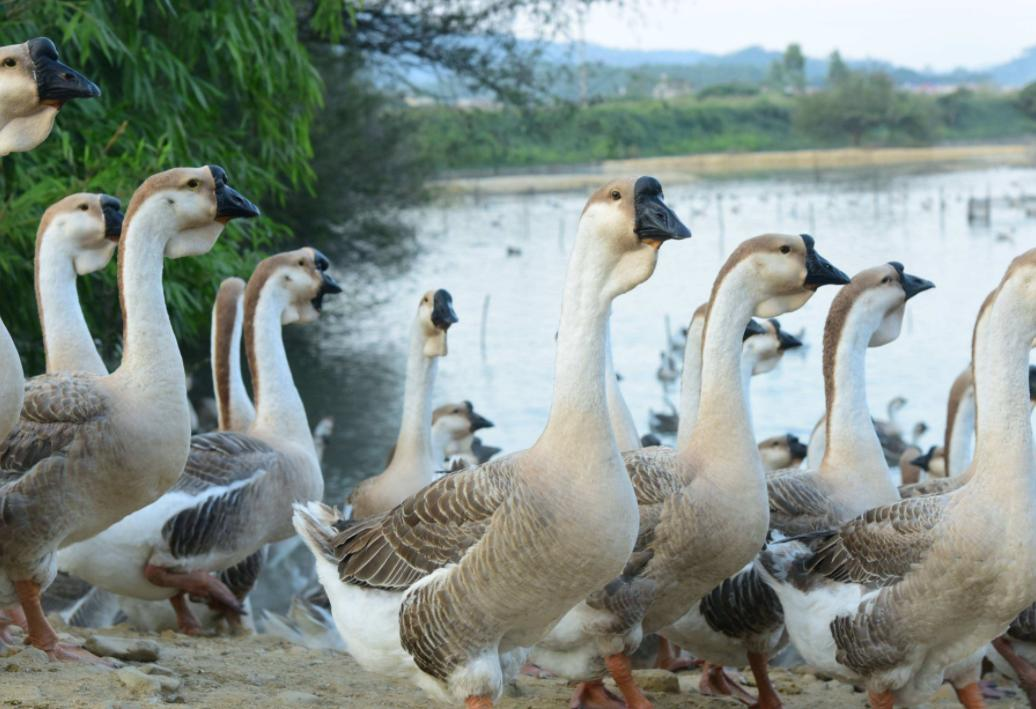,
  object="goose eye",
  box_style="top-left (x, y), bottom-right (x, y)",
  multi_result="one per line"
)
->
top-left (610, 190), bottom-right (621, 201)
top-left (779, 245), bottom-right (791, 254)
top-left (882, 276), bottom-right (892, 284)
top-left (298, 259), bottom-right (305, 267)
top-left (3, 58), bottom-right (15, 68)
top-left (78, 203), bottom-right (89, 211)
top-left (186, 179), bottom-right (200, 189)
